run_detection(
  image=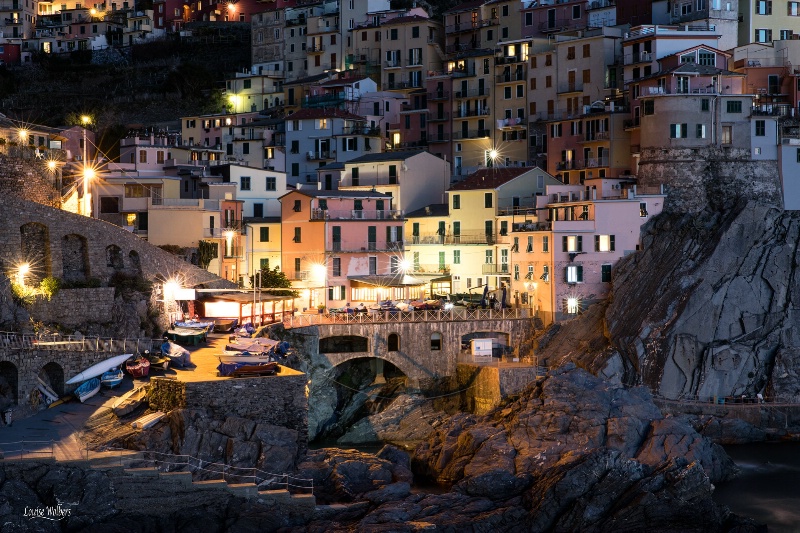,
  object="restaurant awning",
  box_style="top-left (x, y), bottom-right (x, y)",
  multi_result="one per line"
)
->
top-left (348, 273), bottom-right (432, 288)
